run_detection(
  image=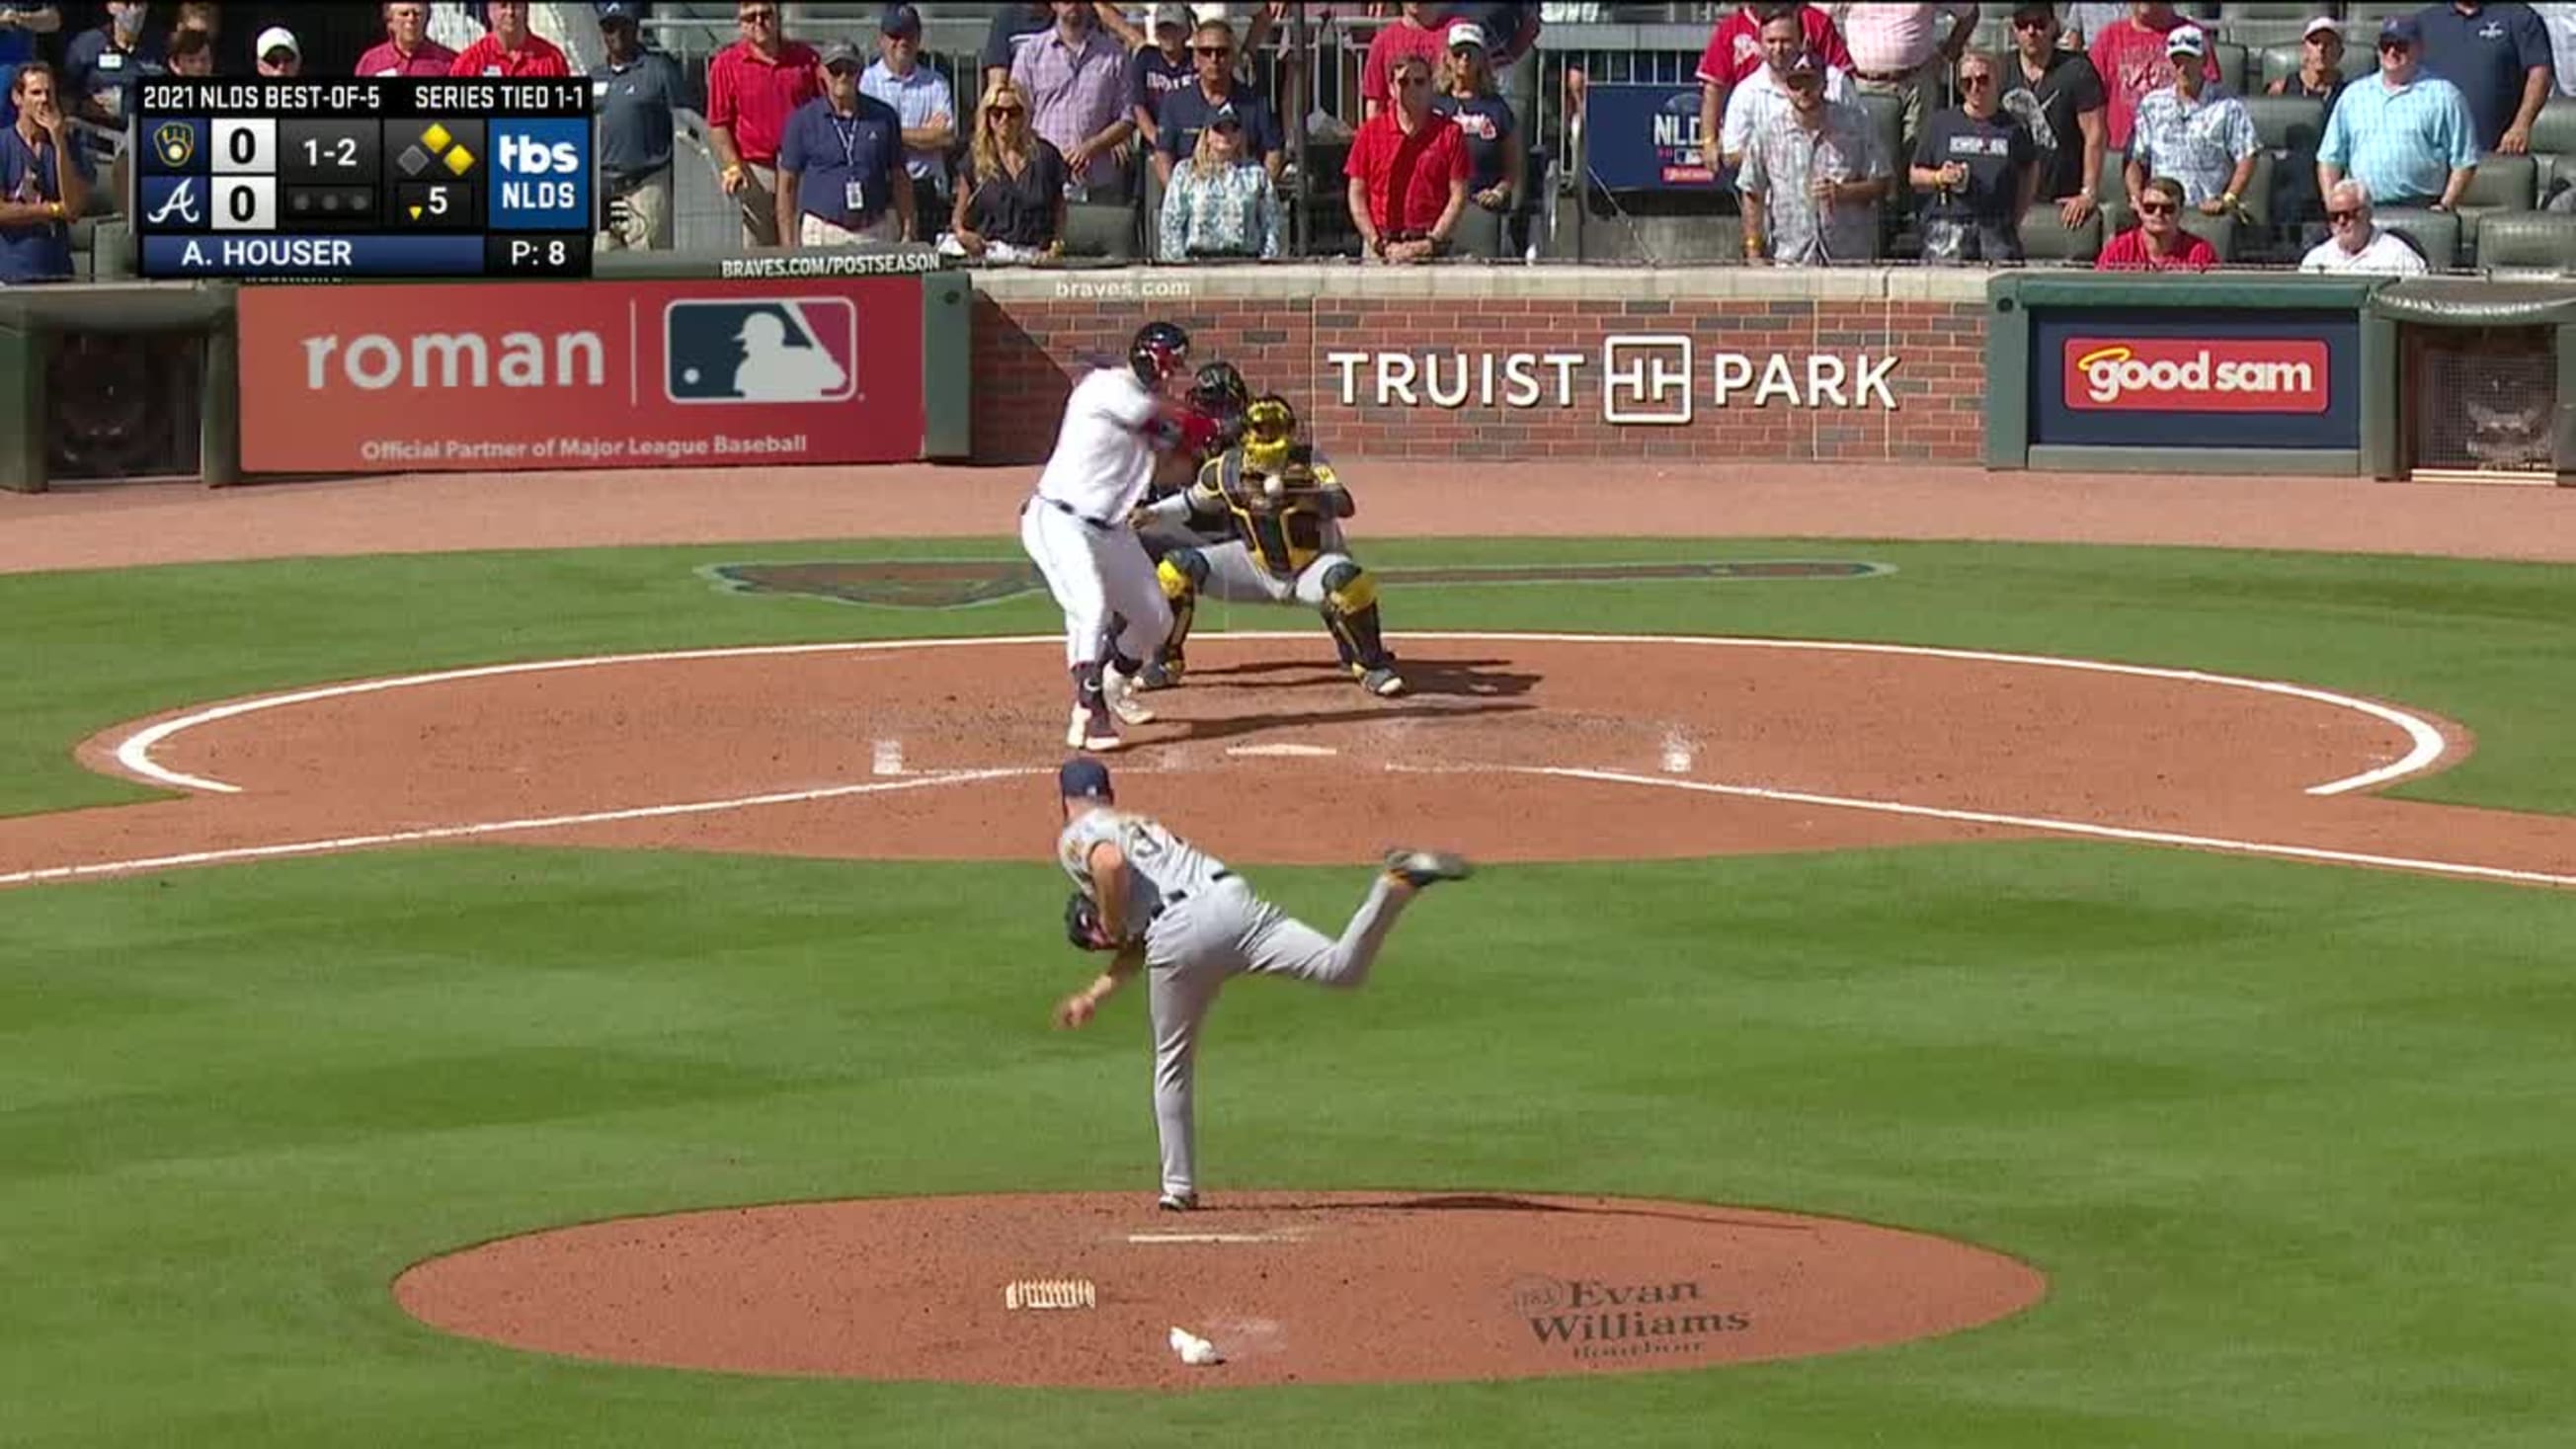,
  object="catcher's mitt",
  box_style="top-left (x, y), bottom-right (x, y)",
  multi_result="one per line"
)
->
top-left (1065, 892), bottom-right (1118, 951)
